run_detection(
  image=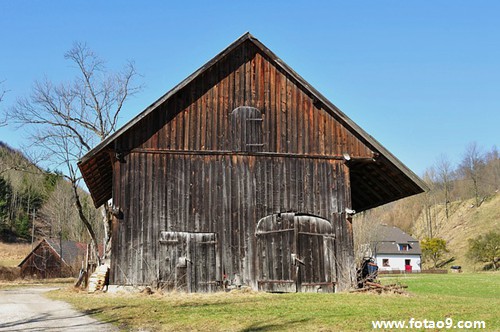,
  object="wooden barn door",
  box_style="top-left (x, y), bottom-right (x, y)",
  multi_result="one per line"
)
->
top-left (158, 232), bottom-right (218, 292)
top-left (256, 213), bottom-right (335, 293)
top-left (256, 213), bottom-right (296, 292)
top-left (188, 233), bottom-right (219, 292)
top-left (296, 215), bottom-right (336, 293)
